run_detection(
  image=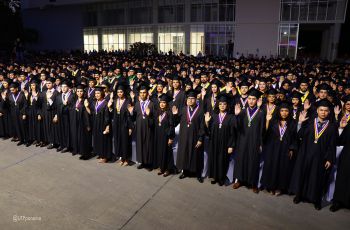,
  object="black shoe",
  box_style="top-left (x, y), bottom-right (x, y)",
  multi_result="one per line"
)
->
top-left (314, 203), bottom-right (322, 210)
top-left (40, 143), bottom-right (48, 147)
top-left (47, 144), bottom-right (55, 149)
top-left (36, 142), bottom-right (41, 147)
top-left (17, 141), bottom-right (24, 146)
top-left (197, 177), bottom-right (204, 183)
top-left (293, 196), bottom-right (301, 204)
top-left (179, 173), bottom-right (186, 179)
top-left (330, 202), bottom-right (341, 212)
top-left (2, 137), bottom-right (9, 140)
top-left (218, 180), bottom-right (224, 186)
top-left (11, 138), bottom-right (17, 142)
top-left (56, 147), bottom-right (63, 152)
top-left (79, 155), bottom-right (88, 160)
top-left (25, 142), bottom-right (32, 147)
top-left (137, 164), bottom-right (144, 169)
top-left (61, 148), bottom-right (69, 153)
top-left (211, 180), bottom-right (217, 184)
